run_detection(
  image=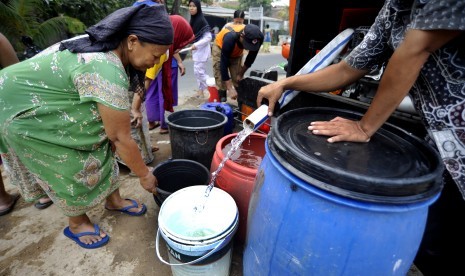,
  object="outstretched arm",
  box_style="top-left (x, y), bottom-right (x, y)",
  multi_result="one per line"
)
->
top-left (309, 29), bottom-right (462, 143)
top-left (98, 104), bottom-right (157, 193)
top-left (257, 61), bottom-right (368, 116)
